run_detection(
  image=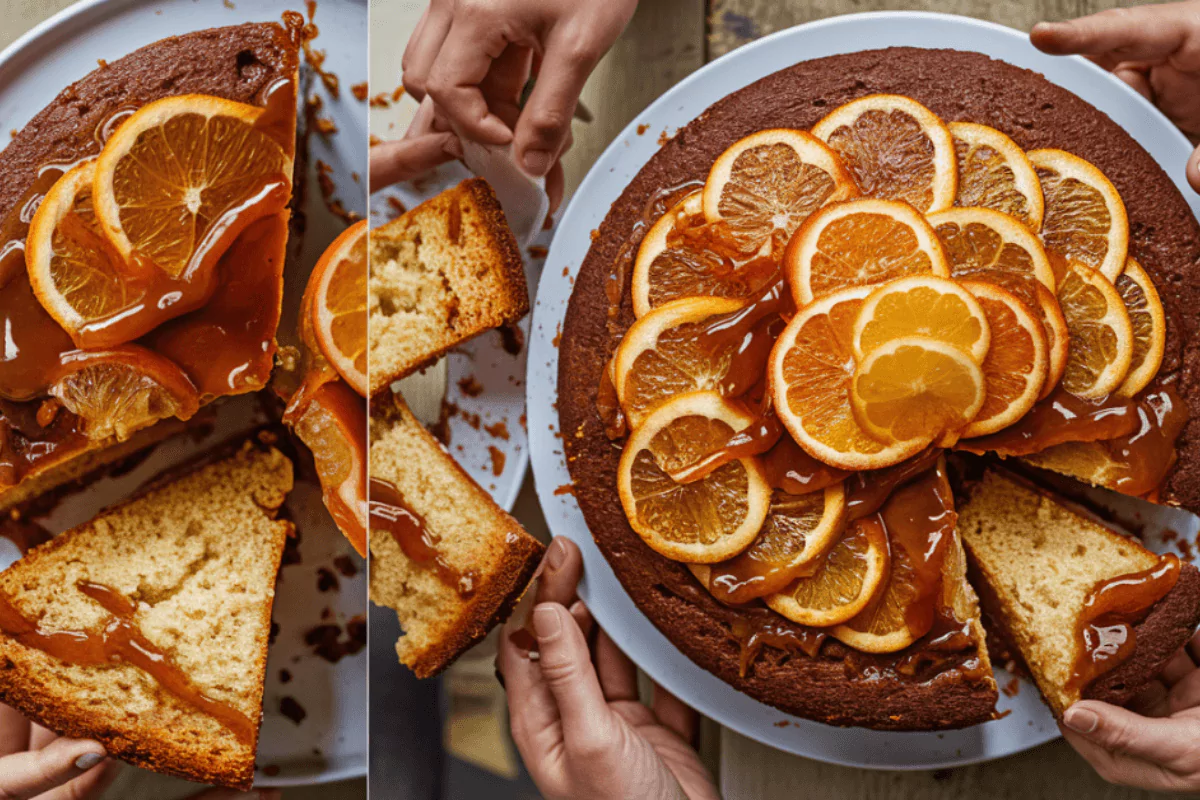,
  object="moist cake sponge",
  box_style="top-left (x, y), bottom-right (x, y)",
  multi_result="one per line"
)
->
top-left (368, 178), bottom-right (530, 397)
top-left (369, 392), bottom-right (543, 677)
top-left (0, 443), bottom-right (294, 789)
top-left (958, 468), bottom-right (1200, 717)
